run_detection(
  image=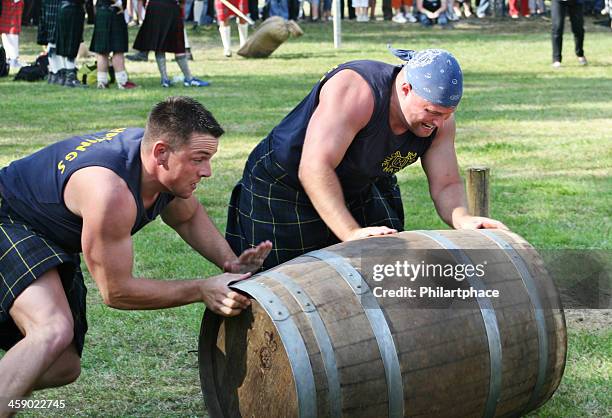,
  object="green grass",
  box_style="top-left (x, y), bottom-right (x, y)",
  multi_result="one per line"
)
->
top-left (1, 16), bottom-right (611, 417)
